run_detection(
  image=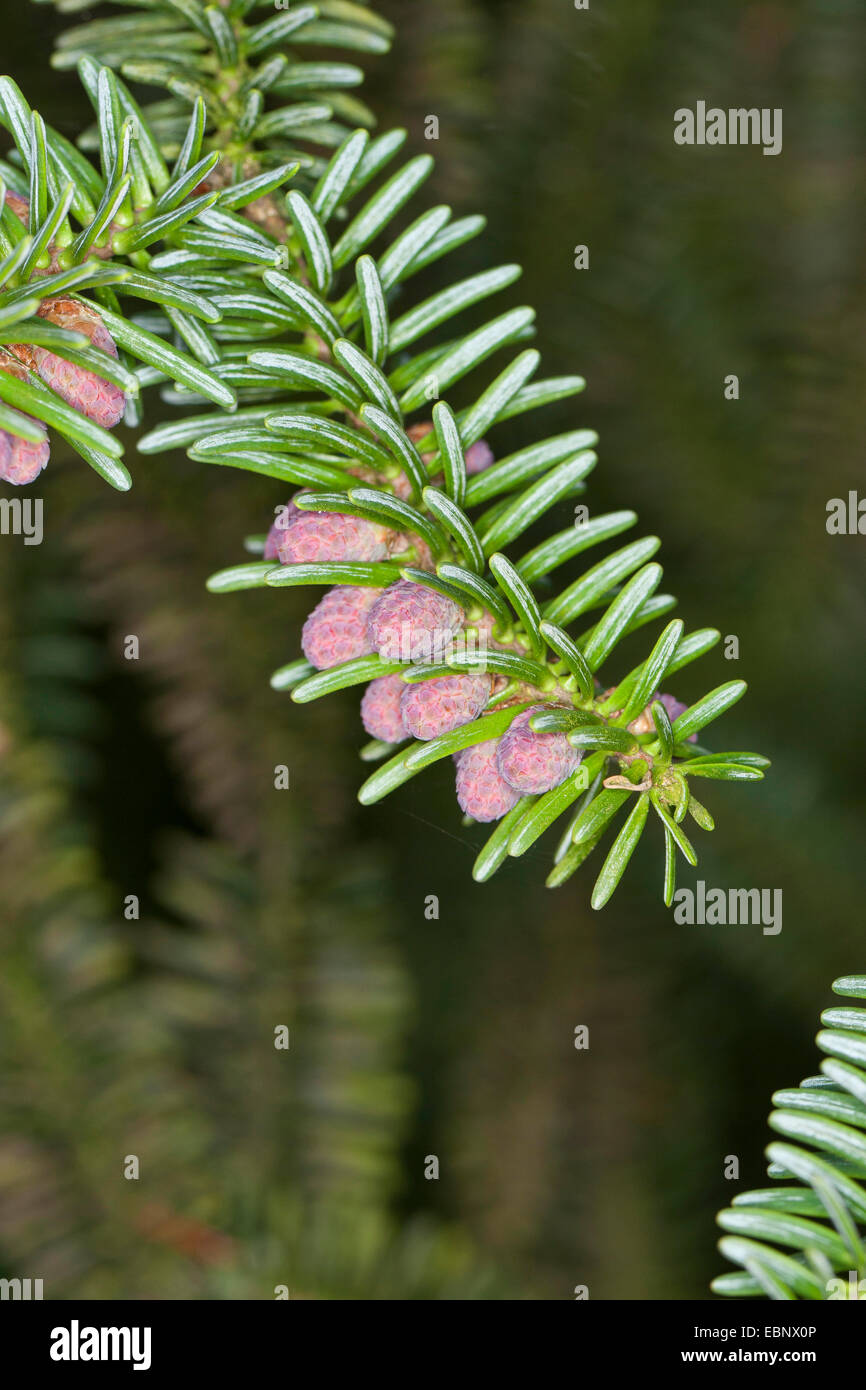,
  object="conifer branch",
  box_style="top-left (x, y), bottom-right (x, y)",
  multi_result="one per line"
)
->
top-left (713, 976), bottom-right (866, 1301)
top-left (6, 0), bottom-right (770, 905)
